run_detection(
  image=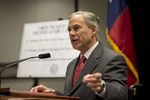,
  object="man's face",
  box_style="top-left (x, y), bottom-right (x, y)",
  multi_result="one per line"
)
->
top-left (68, 14), bottom-right (96, 53)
